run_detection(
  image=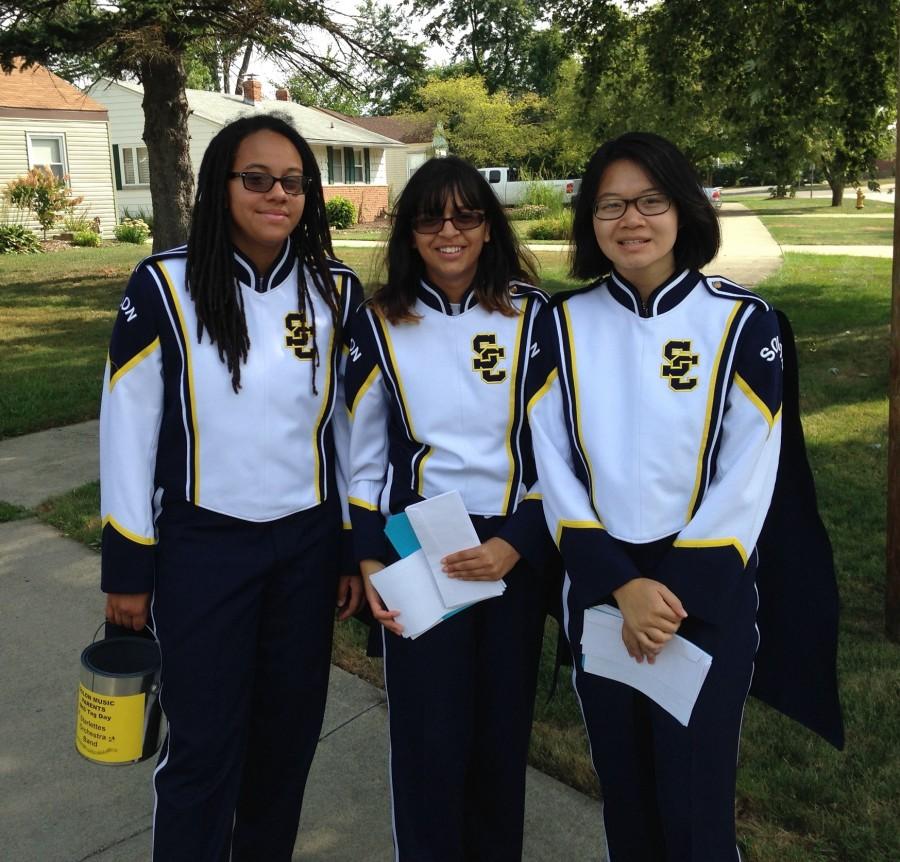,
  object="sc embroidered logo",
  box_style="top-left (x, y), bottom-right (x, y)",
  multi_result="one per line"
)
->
top-left (661, 340), bottom-right (699, 391)
top-left (285, 312), bottom-right (315, 360)
top-left (472, 334), bottom-right (506, 383)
